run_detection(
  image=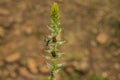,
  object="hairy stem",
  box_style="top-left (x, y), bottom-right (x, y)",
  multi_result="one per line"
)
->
top-left (45, 2), bottom-right (63, 80)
